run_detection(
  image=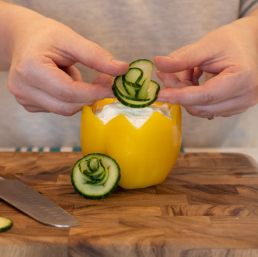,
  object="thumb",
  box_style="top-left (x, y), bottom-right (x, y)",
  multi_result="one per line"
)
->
top-left (154, 42), bottom-right (213, 73)
top-left (63, 33), bottom-right (129, 76)
top-left (92, 74), bottom-right (114, 85)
